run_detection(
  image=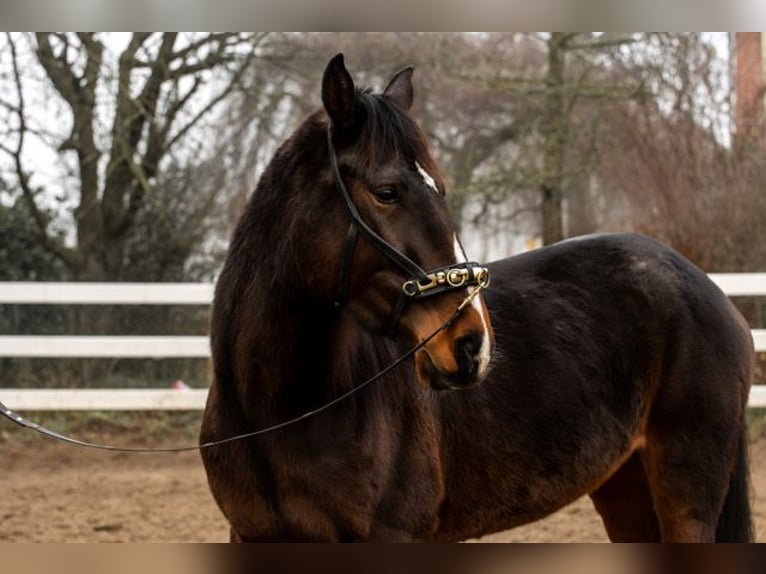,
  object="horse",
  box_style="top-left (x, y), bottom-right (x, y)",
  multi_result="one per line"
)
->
top-left (200, 54), bottom-right (754, 542)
